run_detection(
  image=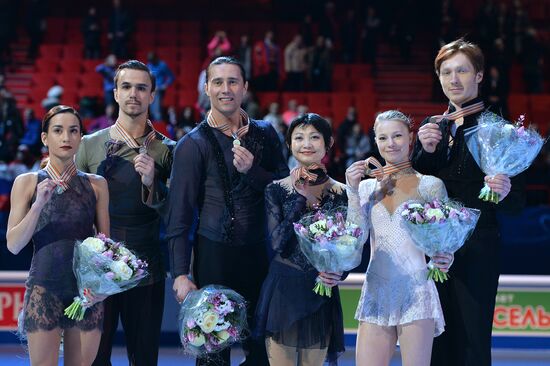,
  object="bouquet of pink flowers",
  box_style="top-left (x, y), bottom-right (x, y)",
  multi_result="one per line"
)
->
top-left (294, 207), bottom-right (367, 297)
top-left (464, 112), bottom-right (545, 203)
top-left (401, 199), bottom-right (480, 282)
top-left (178, 286), bottom-right (247, 357)
top-left (64, 233), bottom-right (148, 320)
